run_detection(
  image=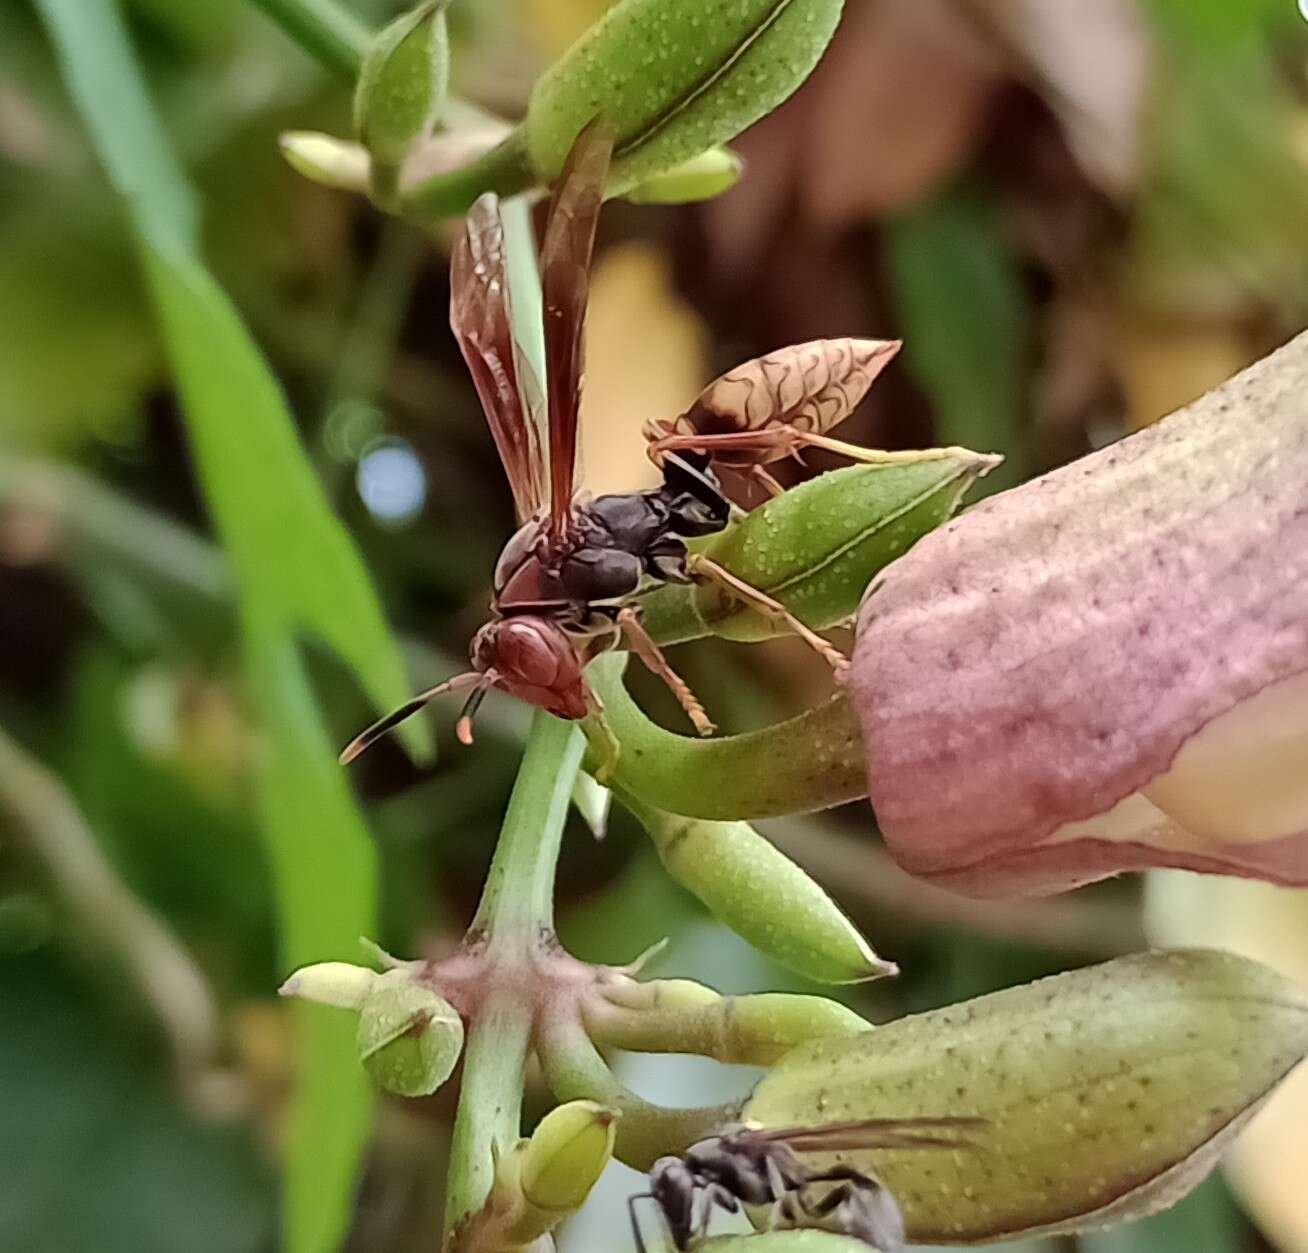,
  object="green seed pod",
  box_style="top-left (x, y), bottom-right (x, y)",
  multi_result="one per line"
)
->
top-left (354, 1), bottom-right (450, 170)
top-left (624, 146), bottom-right (744, 204)
top-left (626, 795), bottom-right (891, 983)
top-left (524, 0), bottom-right (844, 194)
top-left (639, 454), bottom-right (997, 647)
top-left (745, 950), bottom-right (1308, 1244)
top-left (357, 975), bottom-right (463, 1098)
top-left (279, 132), bottom-right (371, 193)
top-left (585, 654), bottom-right (866, 820)
top-left (587, 984), bottom-right (868, 1066)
